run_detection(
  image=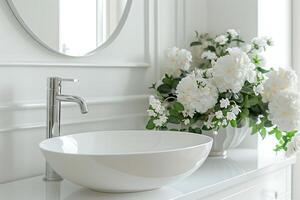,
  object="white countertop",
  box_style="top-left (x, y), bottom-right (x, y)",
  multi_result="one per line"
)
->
top-left (0, 149), bottom-right (296, 200)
